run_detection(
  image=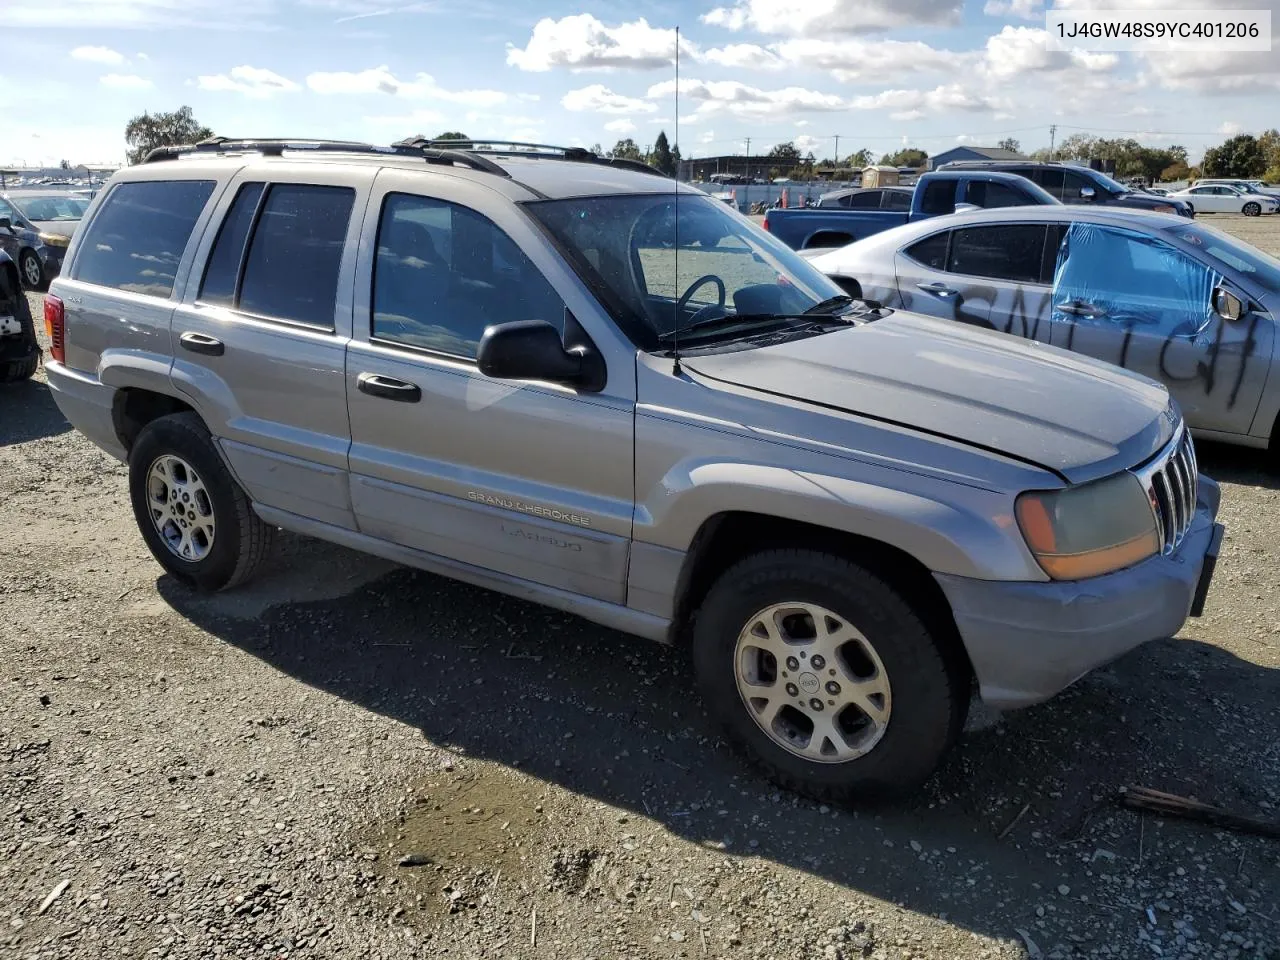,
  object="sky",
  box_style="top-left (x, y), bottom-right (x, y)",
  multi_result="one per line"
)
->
top-left (4, 0), bottom-right (1280, 168)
